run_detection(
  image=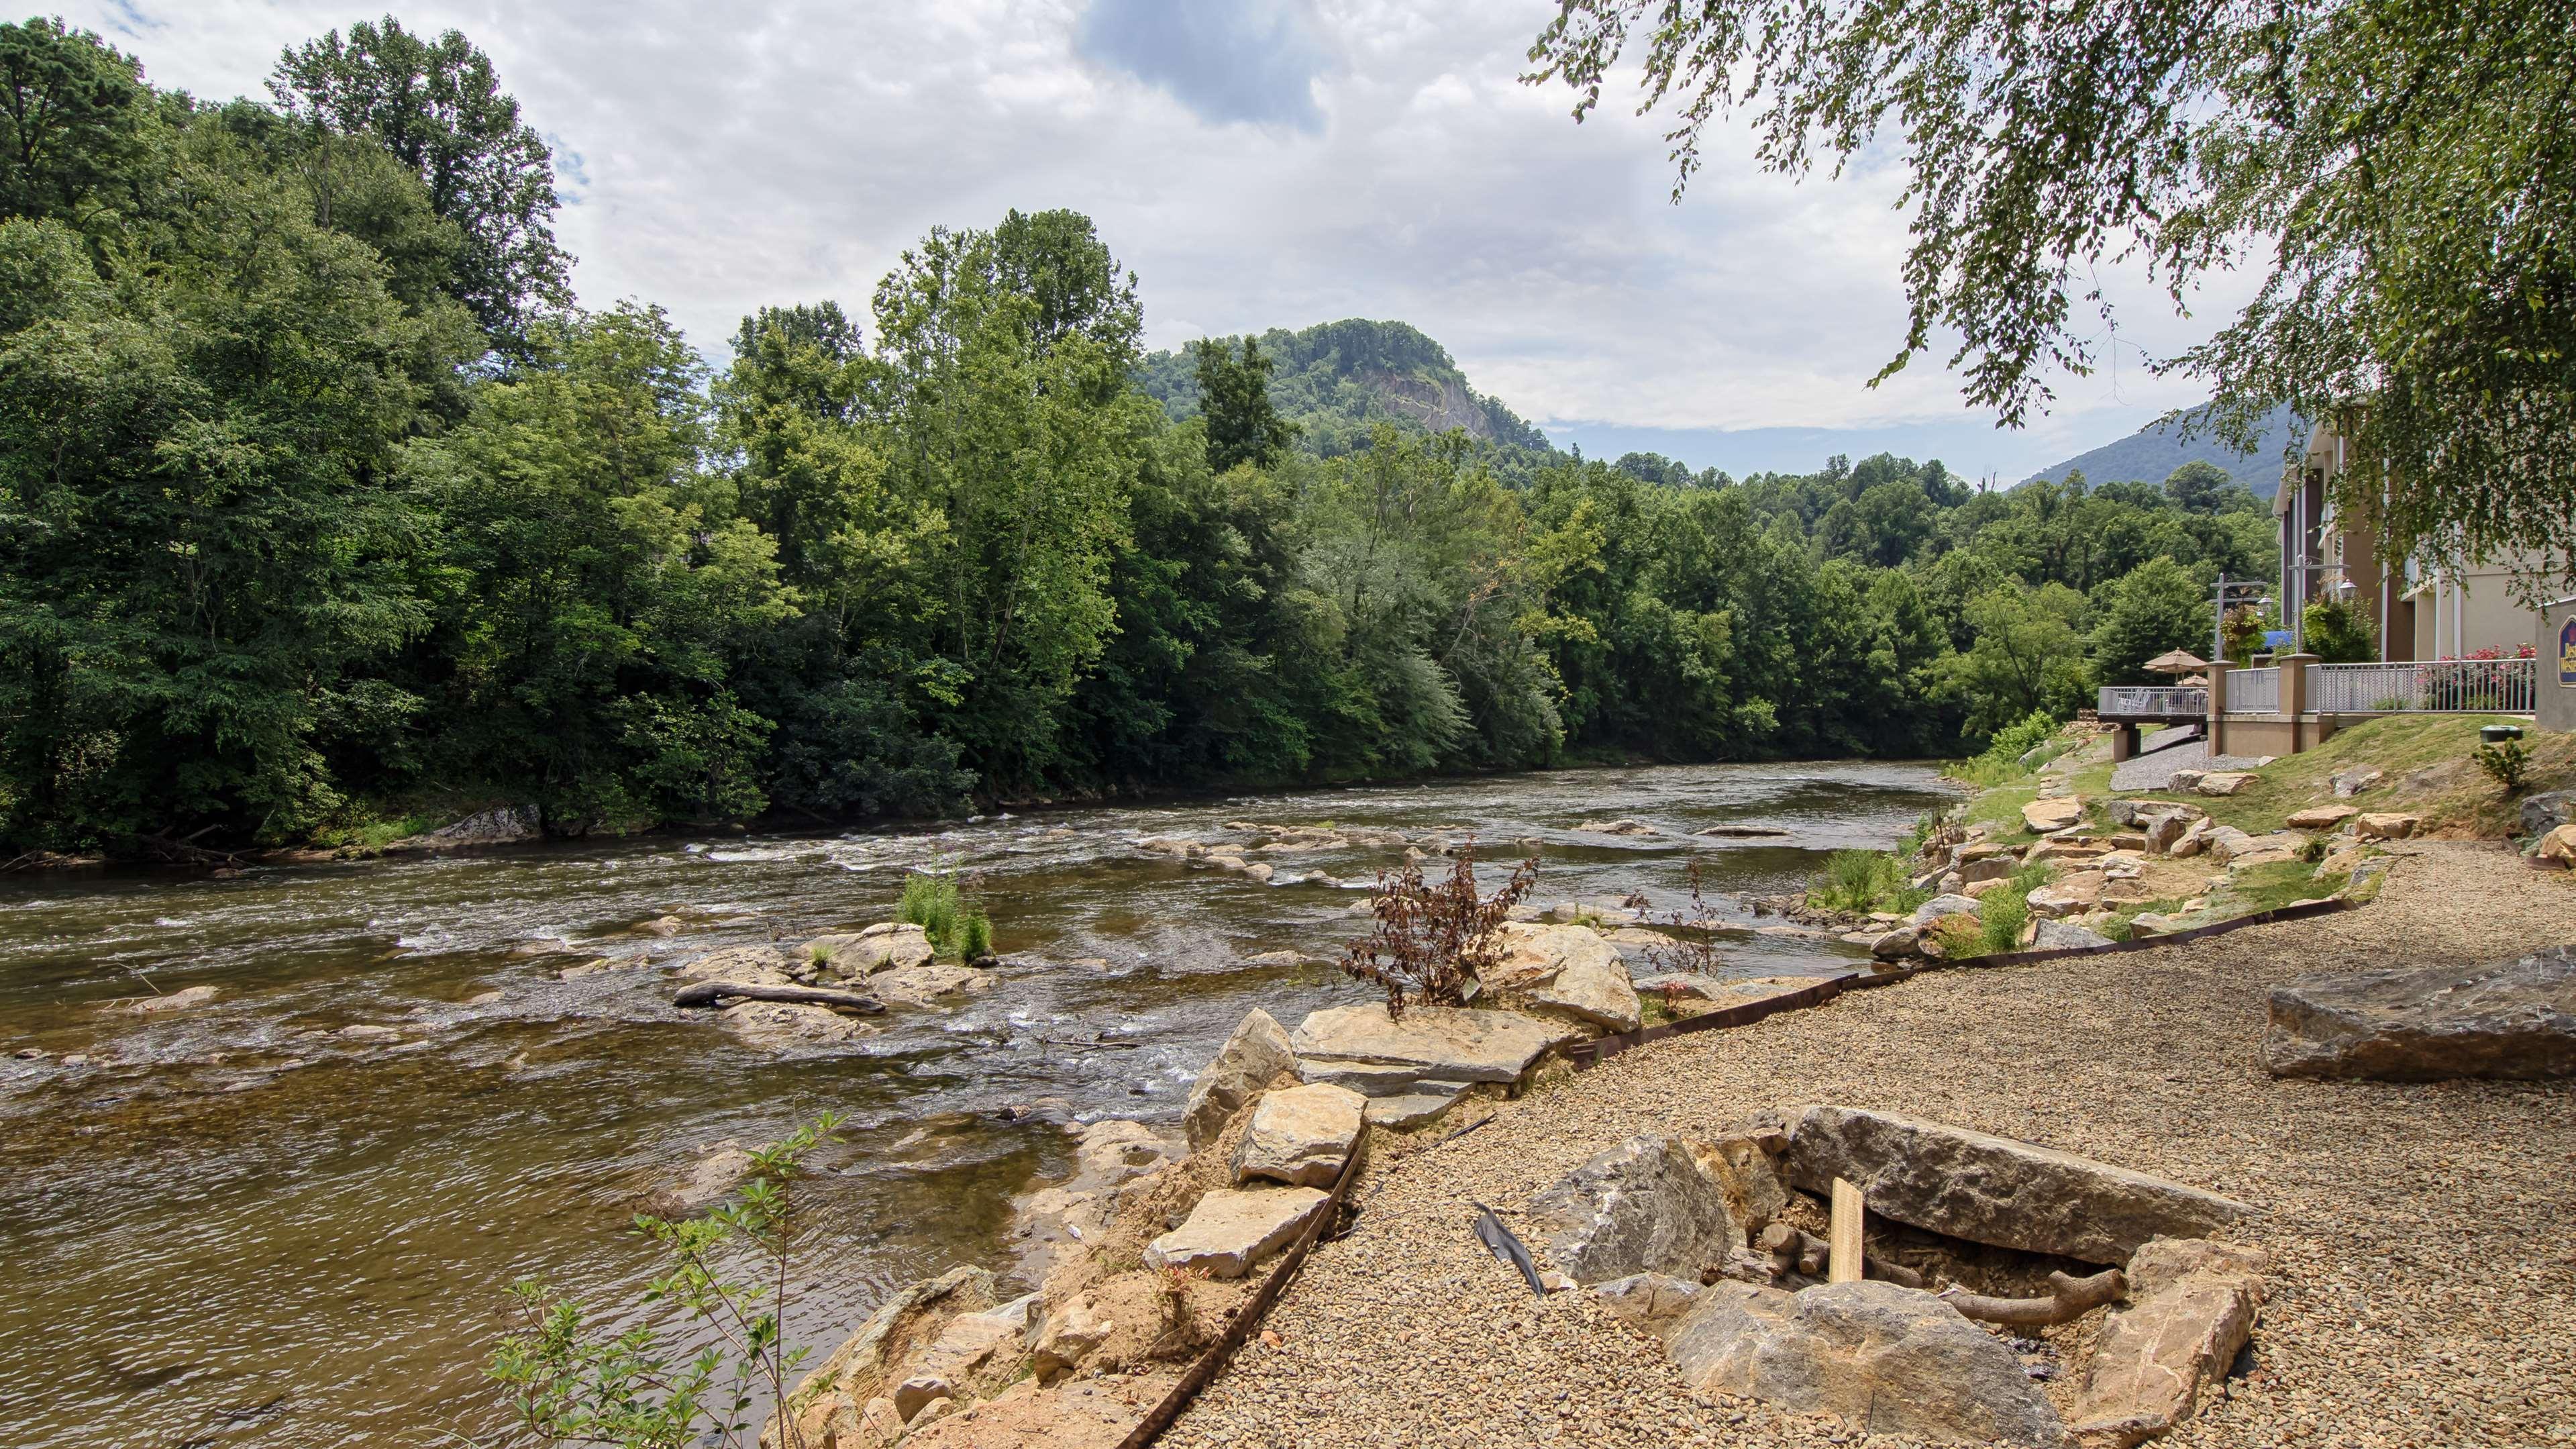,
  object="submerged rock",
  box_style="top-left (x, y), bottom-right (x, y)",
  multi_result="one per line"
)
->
top-left (1527, 1134), bottom-right (1744, 1285)
top-left (130, 984), bottom-right (219, 1014)
top-left (721, 999), bottom-right (877, 1050)
top-left (2263, 946), bottom-right (2576, 1081)
top-left (1782, 1105), bottom-right (2256, 1264)
top-left (870, 964), bottom-right (994, 1008)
